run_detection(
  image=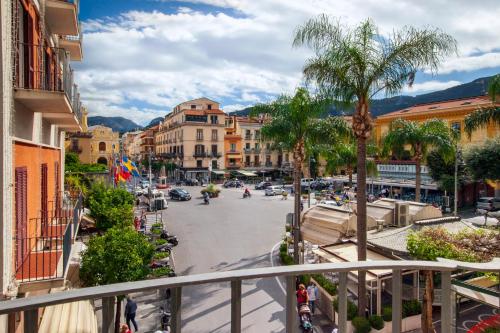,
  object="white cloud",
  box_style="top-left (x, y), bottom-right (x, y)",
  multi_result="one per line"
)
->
top-left (77, 0), bottom-right (500, 125)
